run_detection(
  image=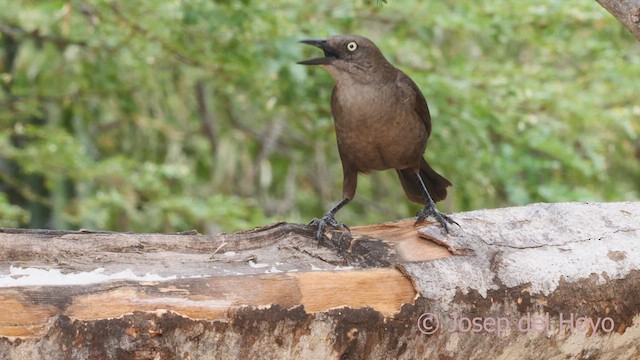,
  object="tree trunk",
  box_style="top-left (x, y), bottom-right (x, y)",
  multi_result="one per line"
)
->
top-left (0, 202), bottom-right (639, 359)
top-left (596, 0), bottom-right (640, 39)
